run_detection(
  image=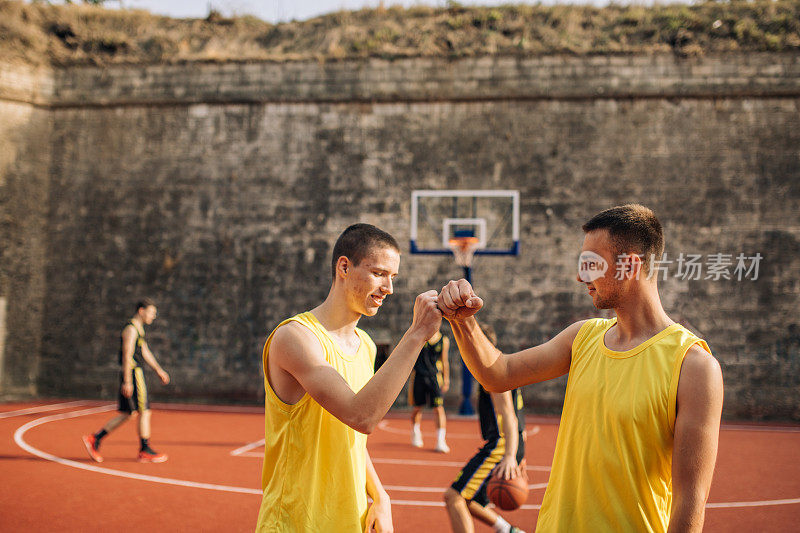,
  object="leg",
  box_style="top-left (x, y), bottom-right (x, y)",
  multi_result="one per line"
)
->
top-left (411, 406), bottom-right (423, 448)
top-left (411, 406), bottom-right (423, 427)
top-left (434, 405), bottom-right (446, 430)
top-left (467, 500), bottom-right (500, 527)
top-left (102, 412), bottom-right (131, 434)
top-left (138, 408), bottom-right (151, 439)
top-left (444, 487), bottom-right (475, 533)
top-left (434, 404), bottom-right (449, 452)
